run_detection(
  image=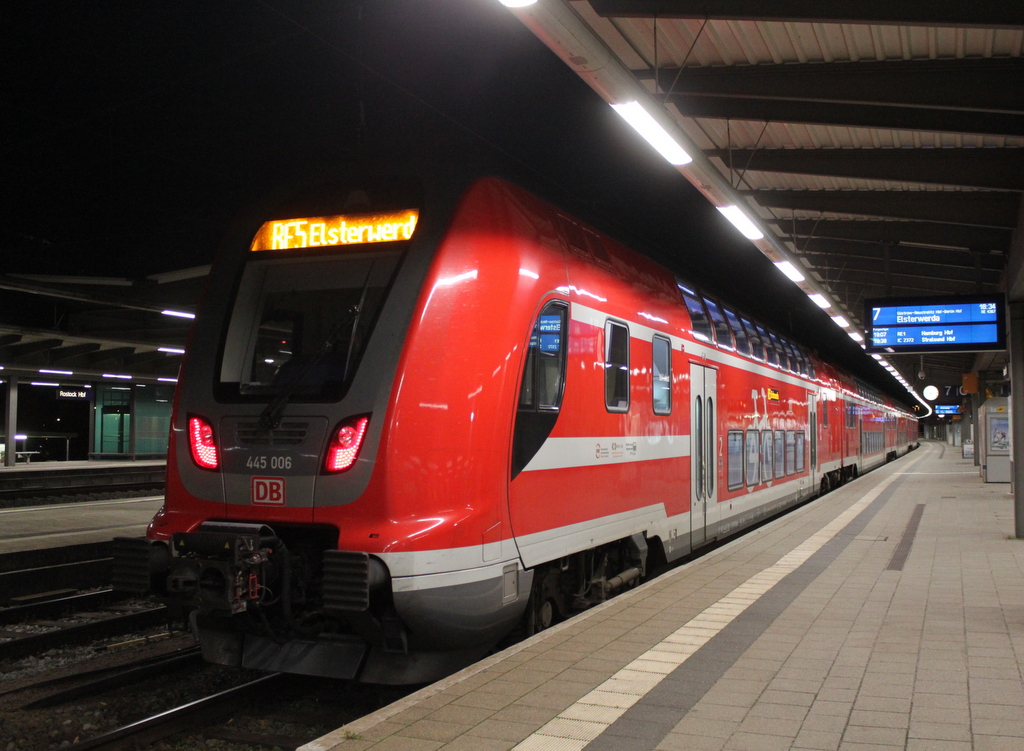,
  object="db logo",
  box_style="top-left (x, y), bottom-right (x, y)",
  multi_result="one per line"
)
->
top-left (251, 476), bottom-right (286, 505)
